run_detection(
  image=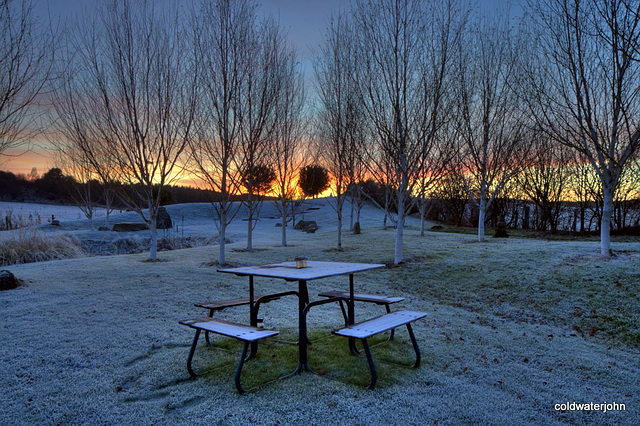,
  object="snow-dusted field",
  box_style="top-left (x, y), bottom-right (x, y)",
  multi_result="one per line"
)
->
top-left (1, 199), bottom-right (639, 424)
top-left (0, 201), bottom-right (110, 223)
top-left (11, 198), bottom-right (398, 255)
